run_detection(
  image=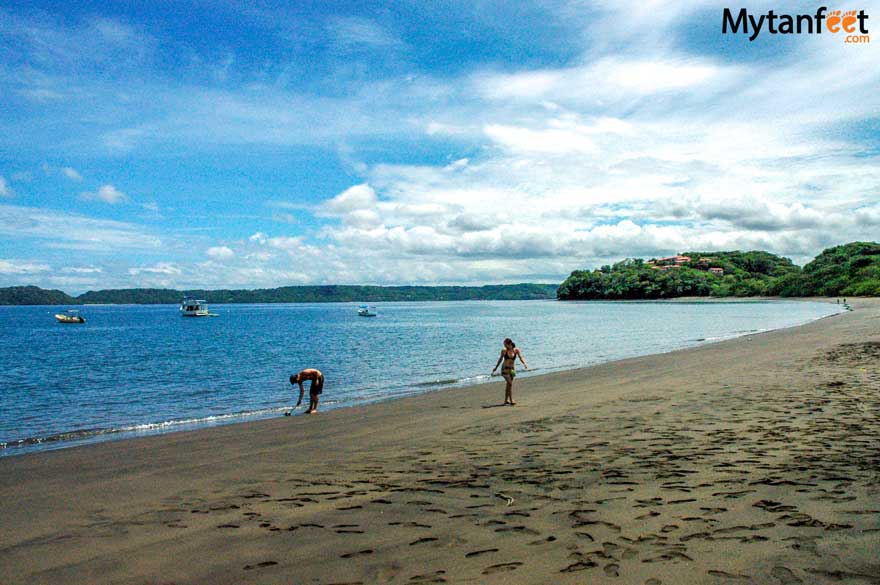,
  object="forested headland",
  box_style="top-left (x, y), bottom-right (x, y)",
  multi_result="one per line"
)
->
top-left (557, 241), bottom-right (880, 300)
